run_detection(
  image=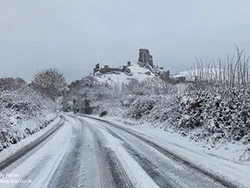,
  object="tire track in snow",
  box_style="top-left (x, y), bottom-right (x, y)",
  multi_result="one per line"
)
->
top-left (83, 119), bottom-right (135, 188)
top-left (83, 116), bottom-right (240, 188)
top-left (77, 121), bottom-right (101, 188)
top-left (48, 124), bottom-right (82, 188)
top-left (100, 125), bottom-right (177, 188)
